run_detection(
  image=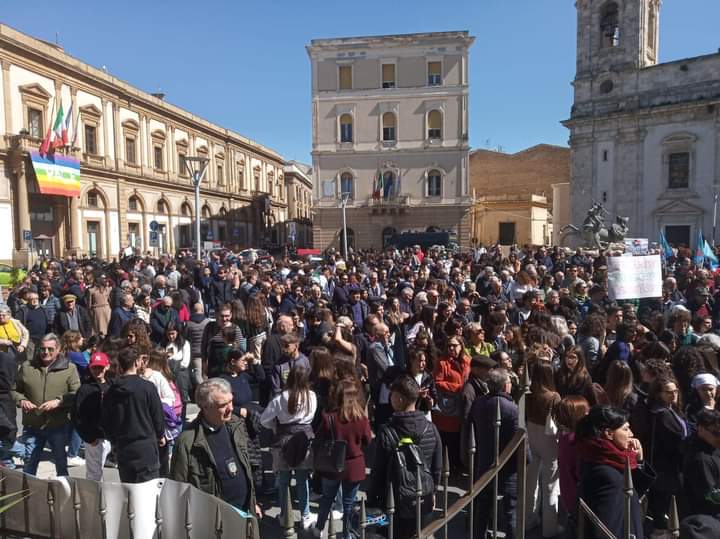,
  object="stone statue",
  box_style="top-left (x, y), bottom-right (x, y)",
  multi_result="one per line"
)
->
top-left (561, 203), bottom-right (629, 249)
